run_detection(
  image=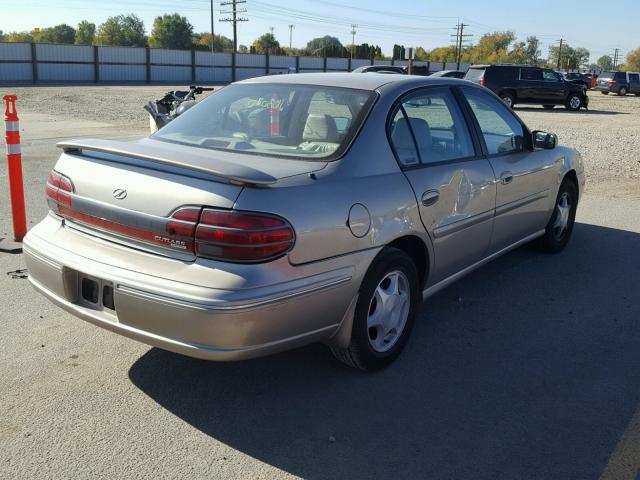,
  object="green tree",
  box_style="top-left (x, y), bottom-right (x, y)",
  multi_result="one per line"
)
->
top-left (2, 31), bottom-right (34, 42)
top-left (96, 14), bottom-right (146, 47)
top-left (392, 44), bottom-right (405, 60)
top-left (524, 36), bottom-right (540, 65)
top-left (549, 44), bottom-right (590, 69)
top-left (192, 33), bottom-right (233, 51)
top-left (40, 24), bottom-right (76, 44)
top-left (625, 48), bottom-right (640, 71)
top-left (149, 13), bottom-right (193, 49)
top-left (75, 21), bottom-right (95, 45)
top-left (251, 32), bottom-right (282, 54)
top-left (306, 35), bottom-right (343, 55)
top-left (596, 55), bottom-right (614, 71)
top-left (414, 46), bottom-right (429, 61)
top-left (470, 31), bottom-right (516, 64)
top-left (429, 46), bottom-right (456, 62)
